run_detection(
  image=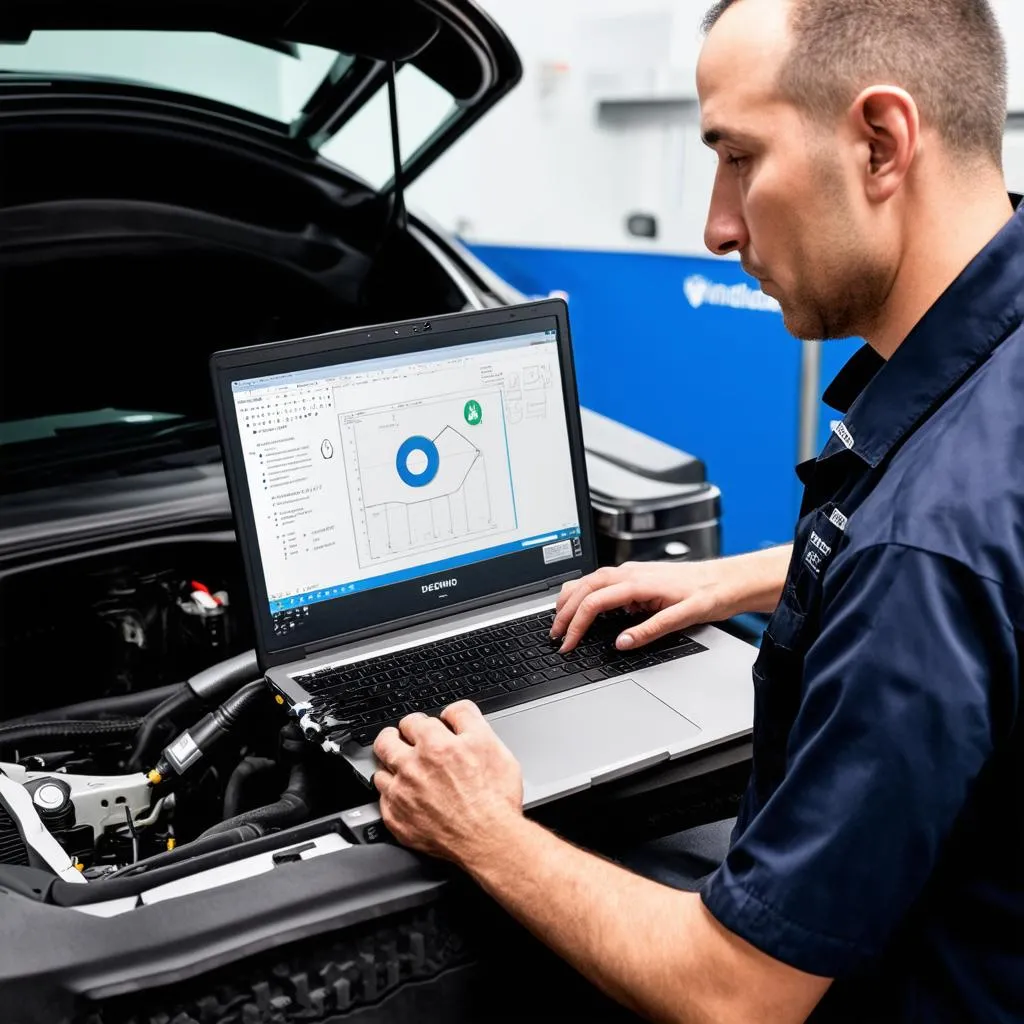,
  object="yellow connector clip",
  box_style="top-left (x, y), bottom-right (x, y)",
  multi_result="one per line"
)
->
top-left (166, 837), bottom-right (177, 852)
top-left (275, 694), bottom-right (285, 705)
top-left (147, 769), bottom-right (163, 786)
